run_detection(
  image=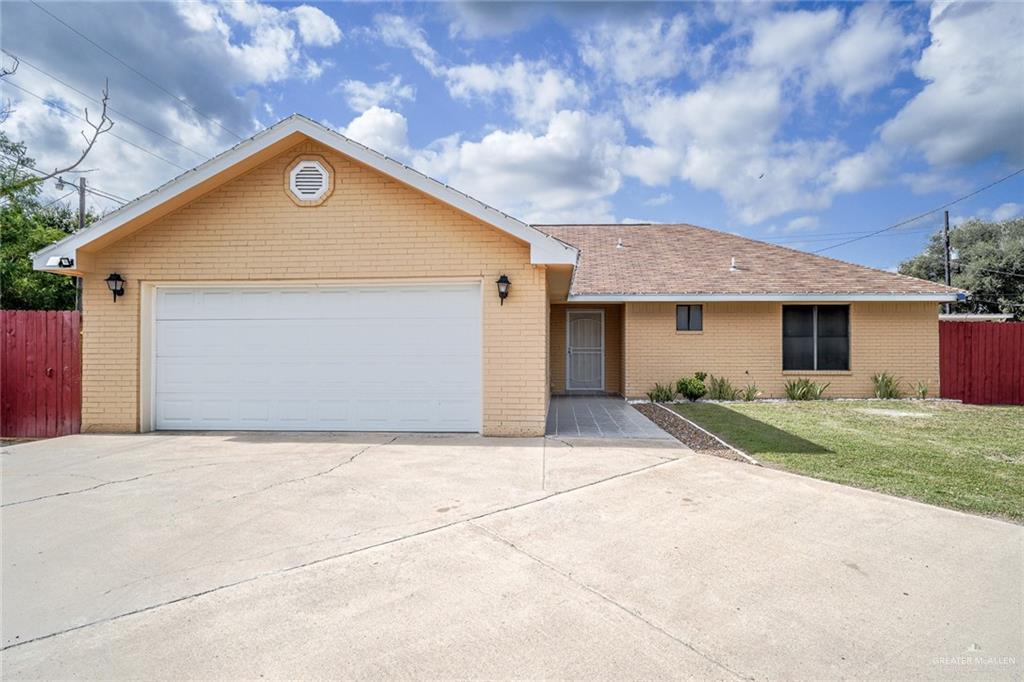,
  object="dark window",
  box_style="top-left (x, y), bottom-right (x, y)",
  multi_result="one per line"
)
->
top-left (782, 306), bottom-right (815, 370)
top-left (782, 305), bottom-right (849, 371)
top-left (676, 305), bottom-right (703, 331)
